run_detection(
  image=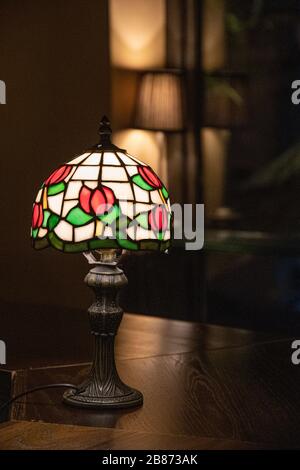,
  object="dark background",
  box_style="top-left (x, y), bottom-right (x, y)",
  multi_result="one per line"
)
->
top-left (0, 0), bottom-right (109, 312)
top-left (1, 0), bottom-right (300, 335)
